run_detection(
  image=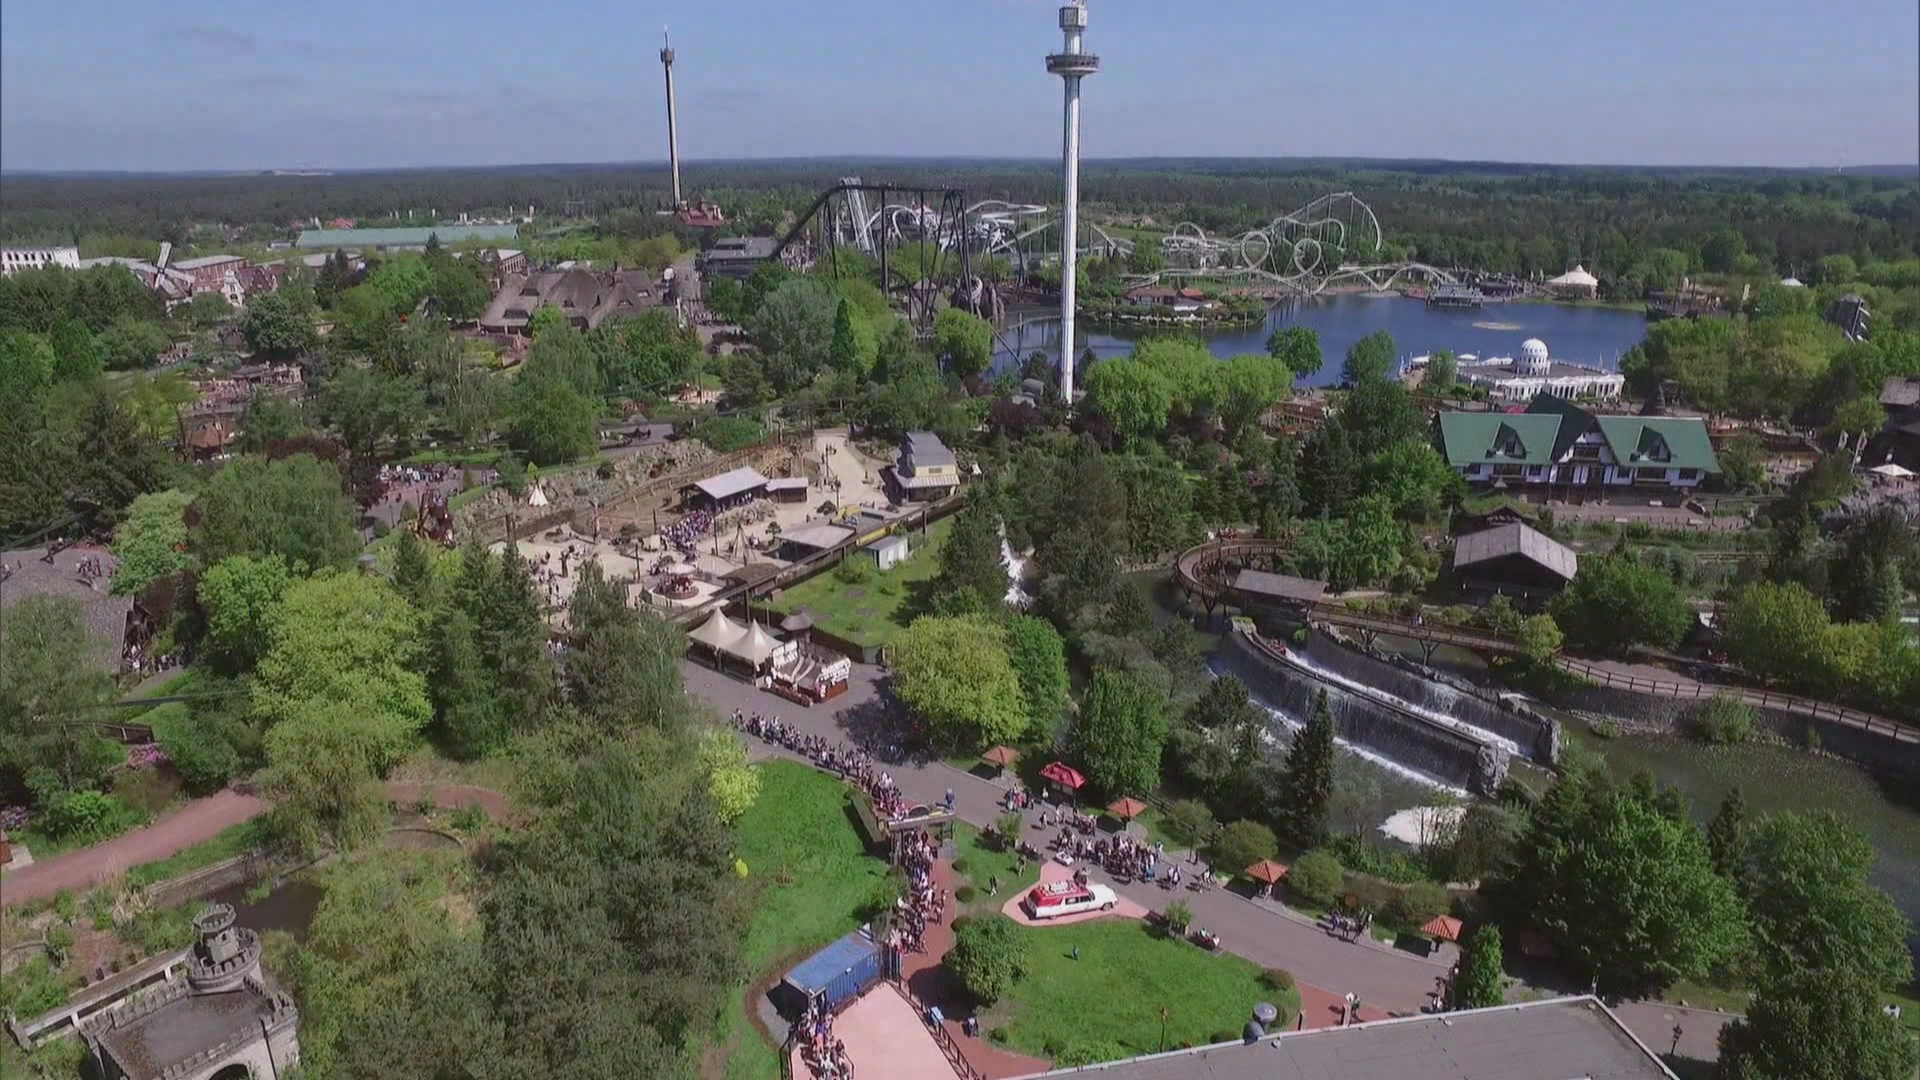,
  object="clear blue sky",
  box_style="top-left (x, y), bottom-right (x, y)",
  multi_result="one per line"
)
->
top-left (3, 0), bottom-right (1916, 171)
